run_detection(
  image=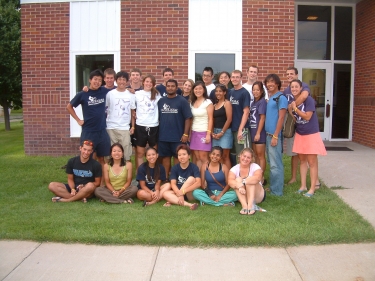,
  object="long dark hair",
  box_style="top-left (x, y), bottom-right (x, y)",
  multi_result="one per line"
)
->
top-left (108, 143), bottom-right (125, 167)
top-left (214, 84), bottom-right (228, 103)
top-left (191, 81), bottom-right (208, 105)
top-left (143, 74), bottom-right (159, 100)
top-left (144, 147), bottom-right (160, 183)
top-left (252, 81), bottom-right (265, 100)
